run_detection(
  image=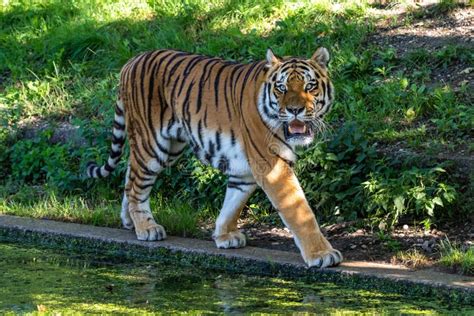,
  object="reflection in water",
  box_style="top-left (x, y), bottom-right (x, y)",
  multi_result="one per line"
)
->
top-left (0, 242), bottom-right (471, 314)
